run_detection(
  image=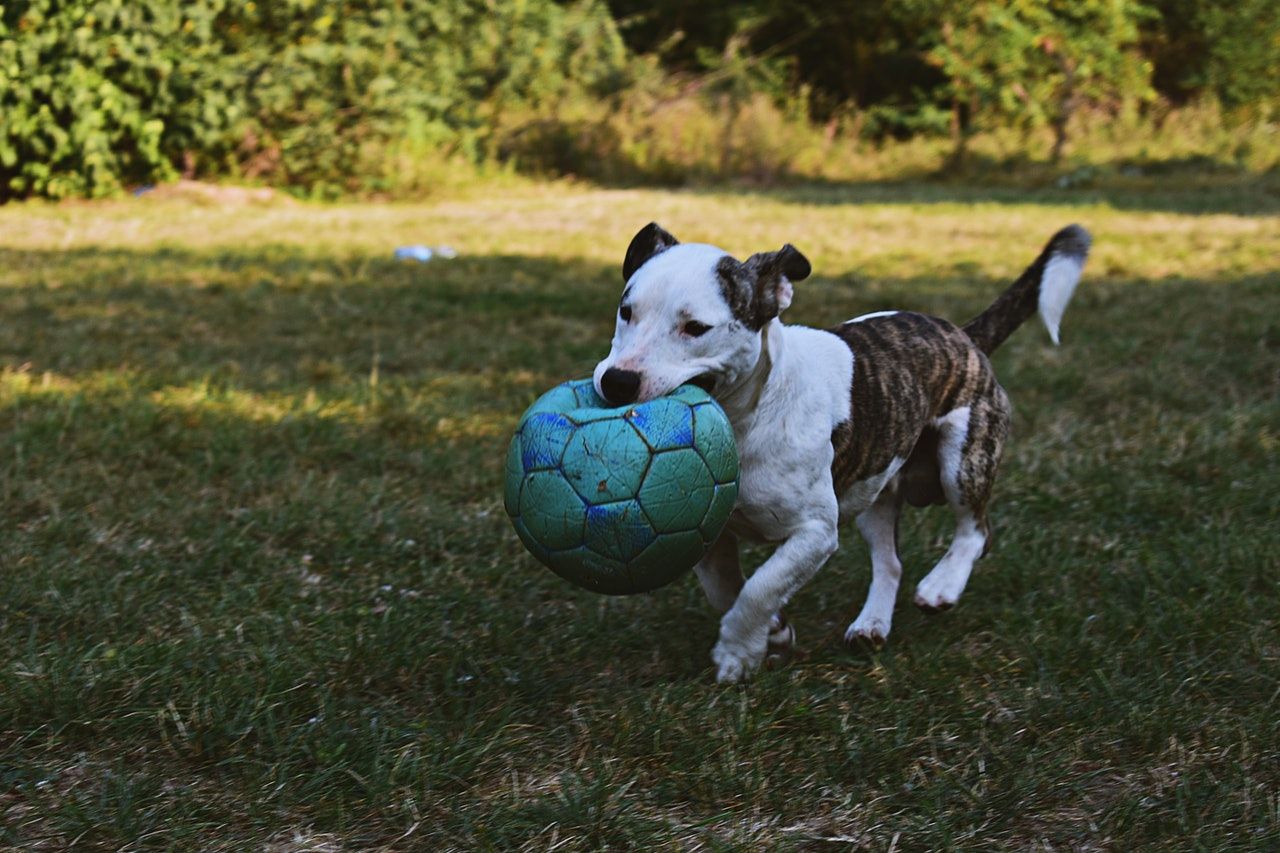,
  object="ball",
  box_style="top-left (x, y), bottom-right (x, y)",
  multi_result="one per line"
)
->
top-left (504, 378), bottom-right (740, 595)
